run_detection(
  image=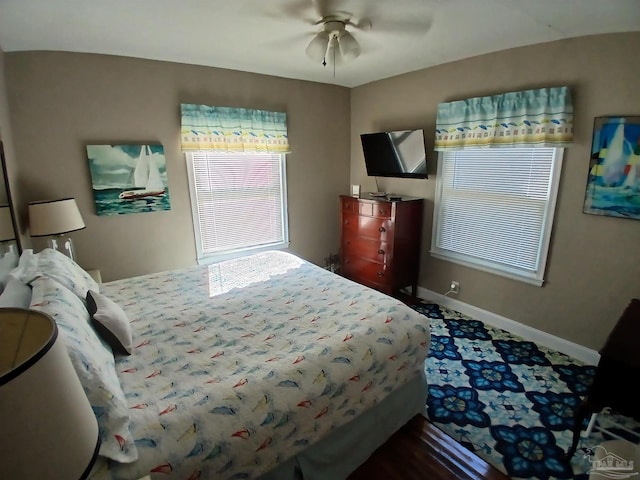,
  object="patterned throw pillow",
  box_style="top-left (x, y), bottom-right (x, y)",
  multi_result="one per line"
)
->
top-left (30, 276), bottom-right (138, 463)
